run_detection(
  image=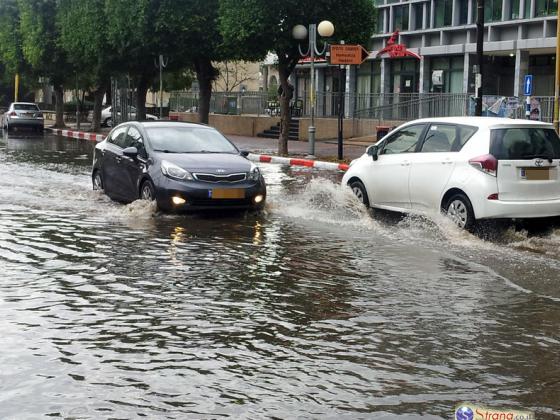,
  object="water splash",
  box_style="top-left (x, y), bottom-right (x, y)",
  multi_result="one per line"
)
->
top-left (272, 178), bottom-right (382, 231)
